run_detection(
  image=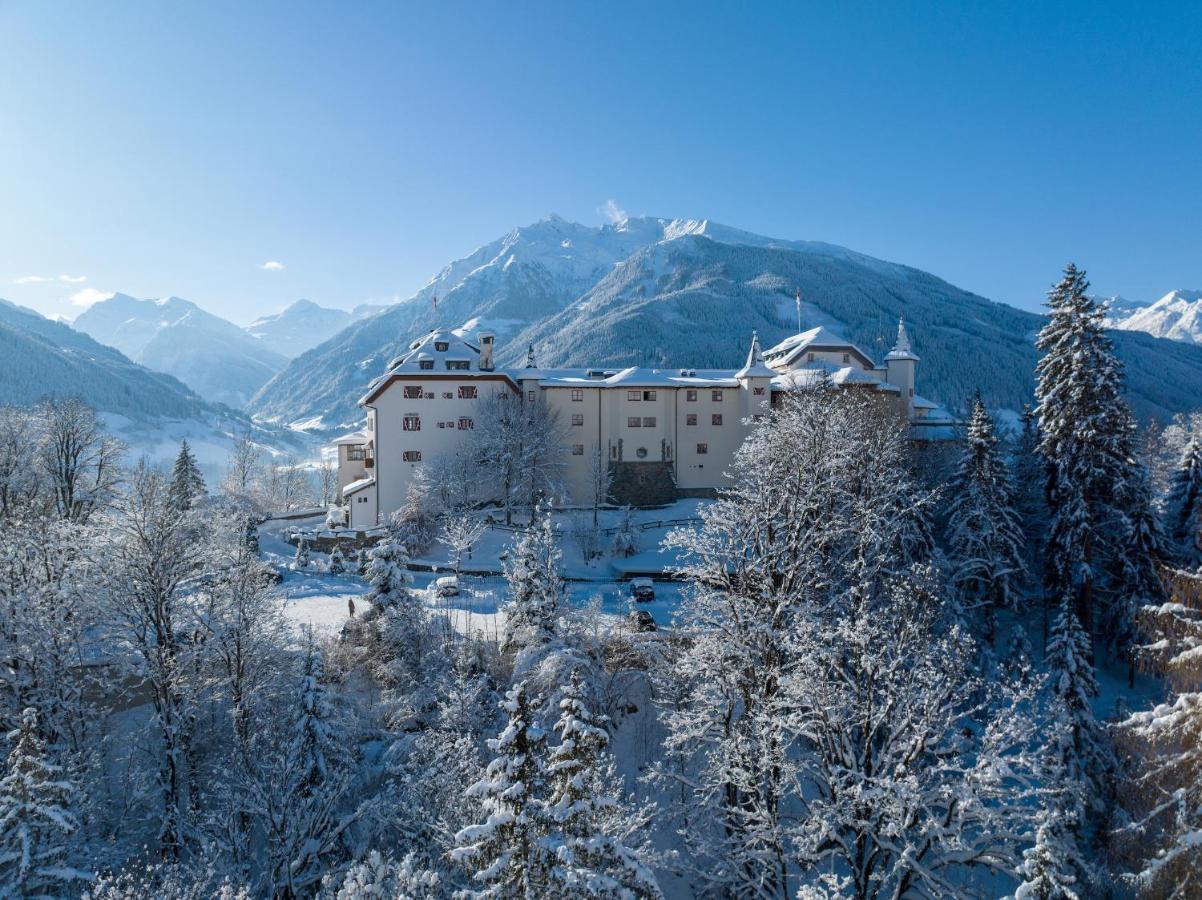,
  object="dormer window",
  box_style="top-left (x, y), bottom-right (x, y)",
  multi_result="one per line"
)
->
top-left (419, 360), bottom-right (434, 370)
top-left (434, 341), bottom-right (449, 352)
top-left (446, 360), bottom-right (470, 370)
